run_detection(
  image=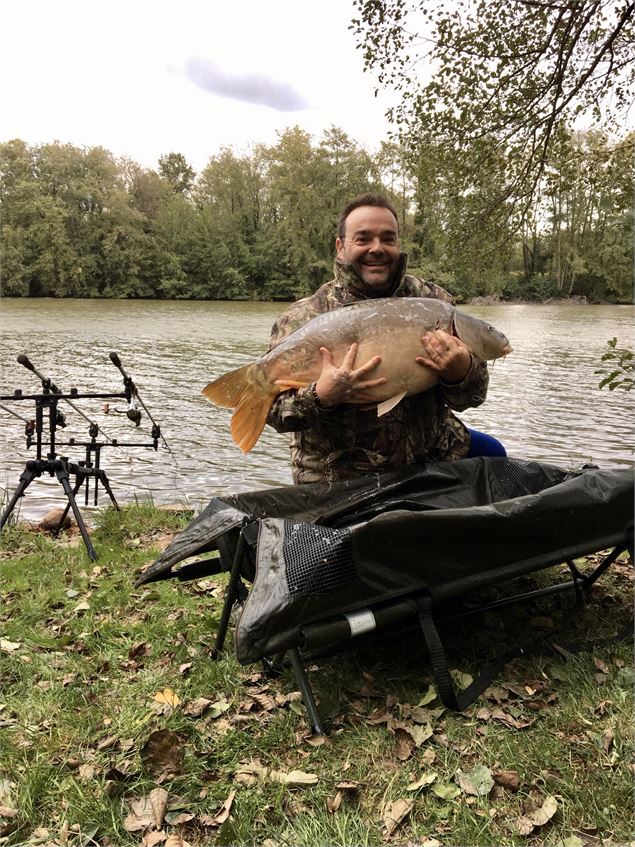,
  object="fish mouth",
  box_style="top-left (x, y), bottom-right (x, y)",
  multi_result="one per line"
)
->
top-left (503, 343), bottom-right (513, 355)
